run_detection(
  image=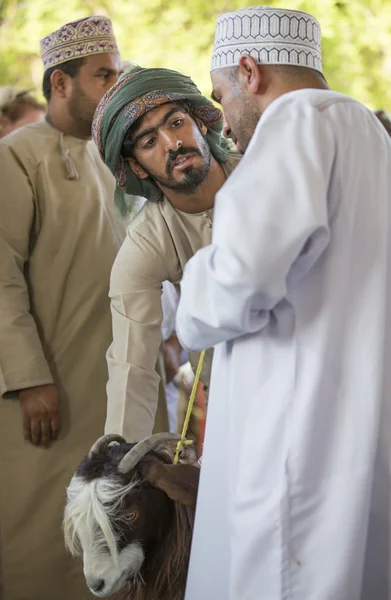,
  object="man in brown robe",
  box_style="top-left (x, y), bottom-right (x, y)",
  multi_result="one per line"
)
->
top-left (92, 66), bottom-right (241, 443)
top-left (0, 17), bottom-right (122, 600)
